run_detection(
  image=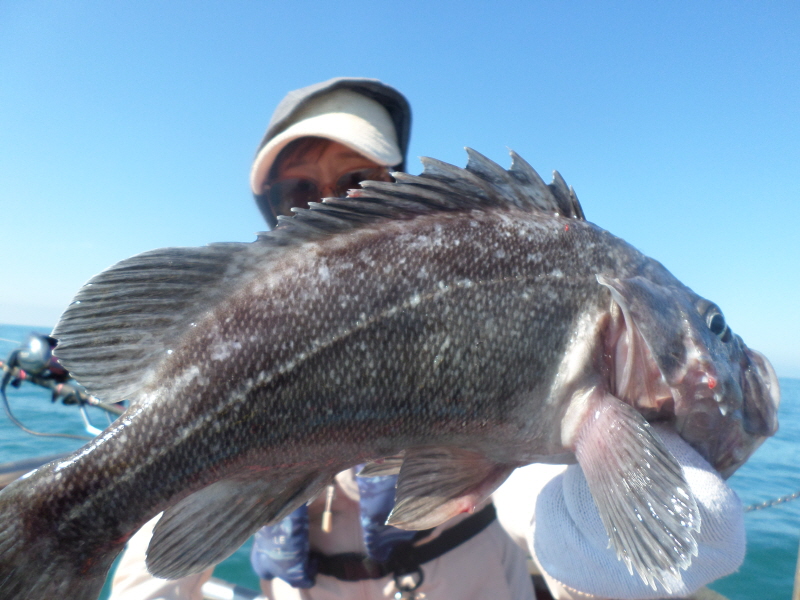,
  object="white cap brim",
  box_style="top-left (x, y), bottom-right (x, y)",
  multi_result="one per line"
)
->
top-left (250, 89), bottom-right (402, 194)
